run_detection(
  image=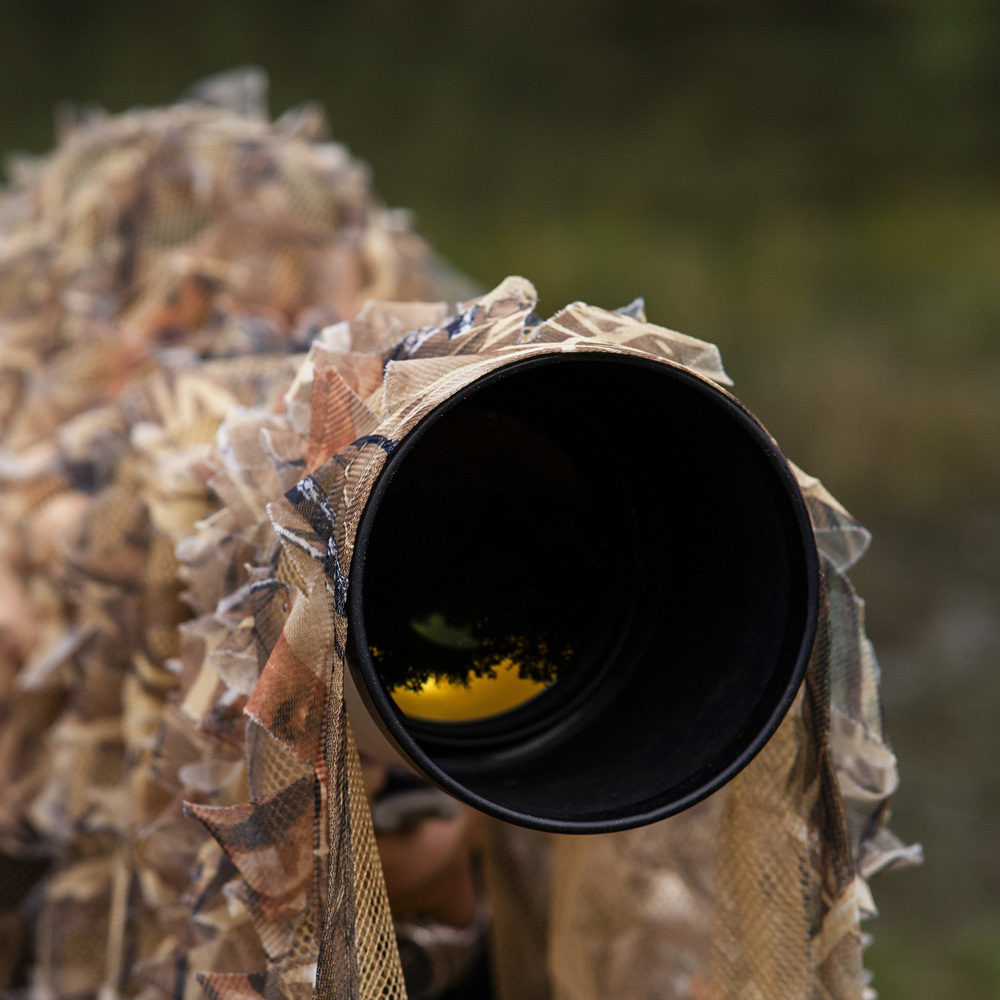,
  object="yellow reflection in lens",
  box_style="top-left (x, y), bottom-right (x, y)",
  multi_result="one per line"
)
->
top-left (390, 657), bottom-right (551, 722)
